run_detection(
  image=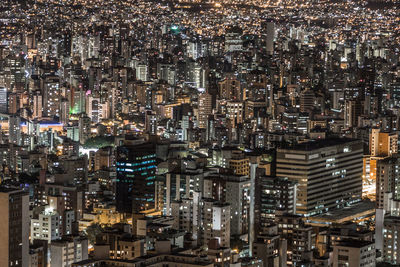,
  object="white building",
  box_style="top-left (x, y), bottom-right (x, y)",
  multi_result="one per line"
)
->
top-left (31, 207), bottom-right (60, 243)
